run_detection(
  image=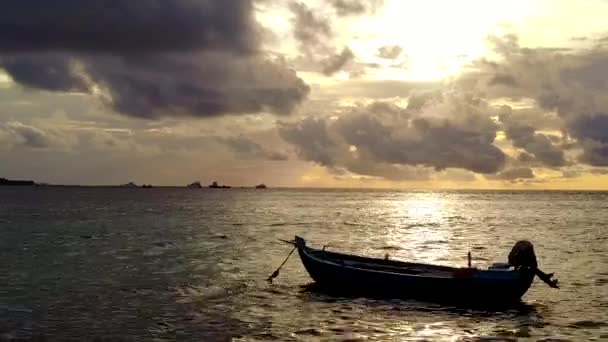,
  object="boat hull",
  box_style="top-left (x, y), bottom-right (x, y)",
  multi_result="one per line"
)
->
top-left (295, 236), bottom-right (534, 304)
